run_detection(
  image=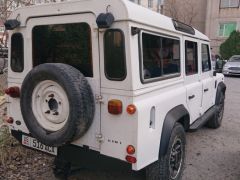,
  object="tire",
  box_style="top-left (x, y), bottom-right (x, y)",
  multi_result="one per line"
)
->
top-left (146, 123), bottom-right (186, 180)
top-left (206, 92), bottom-right (225, 129)
top-left (20, 63), bottom-right (95, 147)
